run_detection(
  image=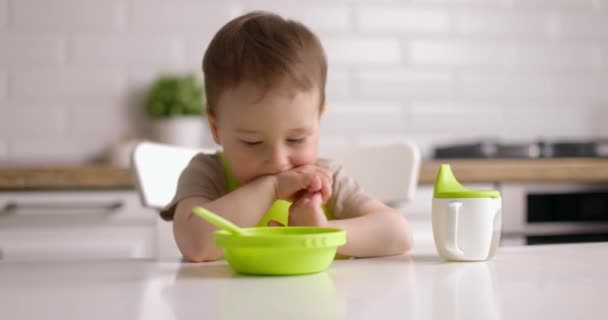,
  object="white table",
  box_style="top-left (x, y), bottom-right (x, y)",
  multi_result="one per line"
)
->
top-left (1, 242), bottom-right (607, 320)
